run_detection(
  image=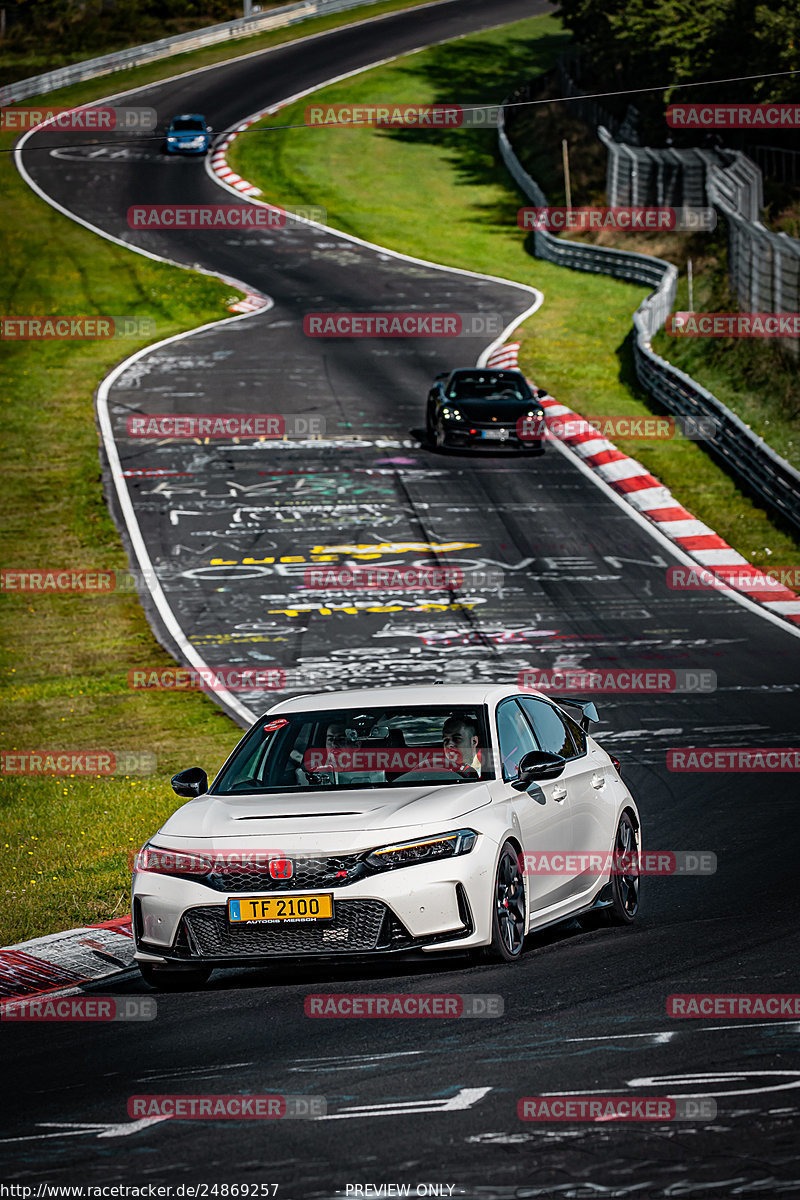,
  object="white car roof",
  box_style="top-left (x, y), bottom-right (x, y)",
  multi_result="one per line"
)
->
top-left (265, 683), bottom-right (527, 714)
